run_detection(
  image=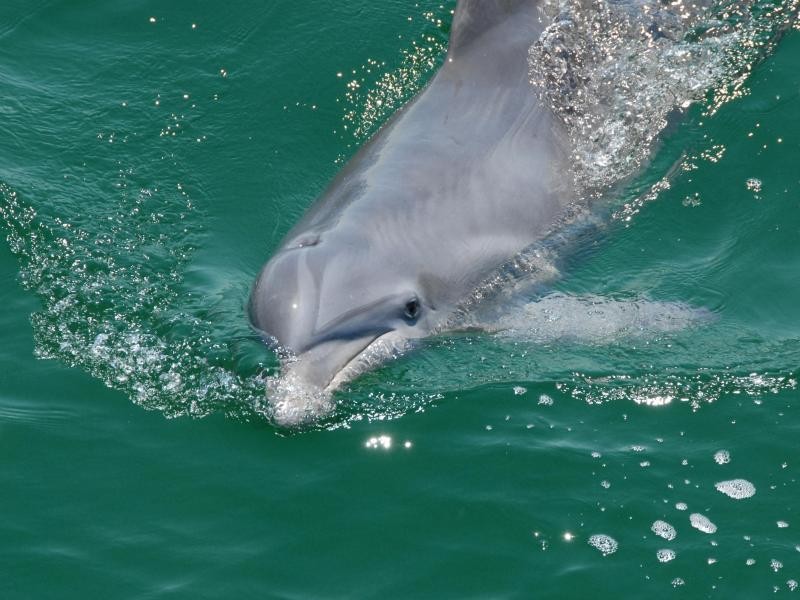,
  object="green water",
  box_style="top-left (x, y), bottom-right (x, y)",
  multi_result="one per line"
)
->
top-left (2, 1), bottom-right (800, 597)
